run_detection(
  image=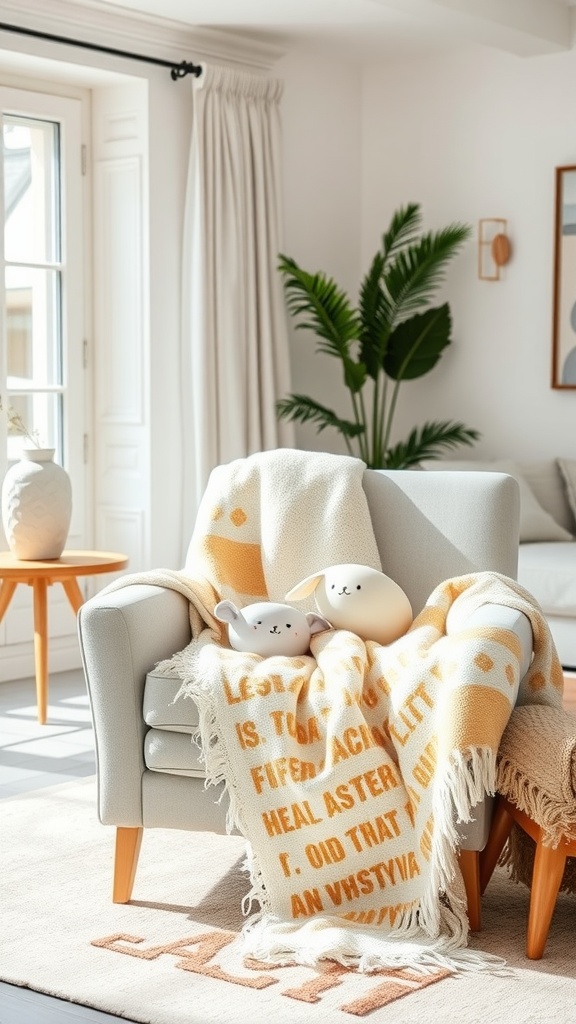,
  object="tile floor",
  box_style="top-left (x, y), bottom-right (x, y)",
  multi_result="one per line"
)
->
top-left (0, 667), bottom-right (135, 1023)
top-left (0, 667), bottom-right (96, 800)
